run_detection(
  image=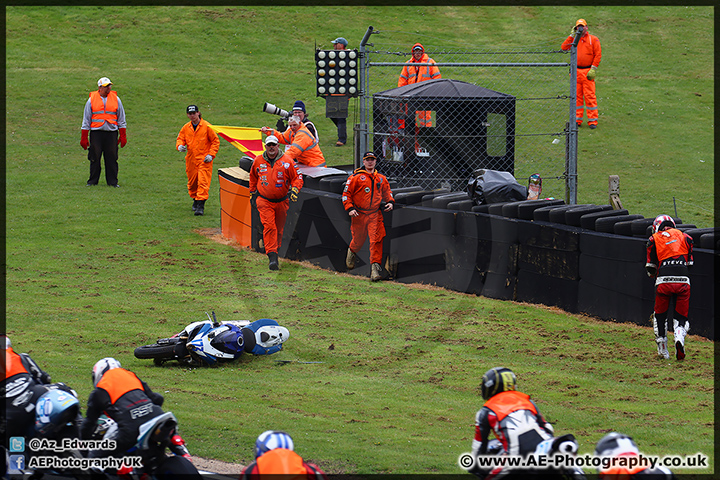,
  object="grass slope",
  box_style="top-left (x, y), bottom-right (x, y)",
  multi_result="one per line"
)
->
top-left (5, 5), bottom-right (714, 475)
